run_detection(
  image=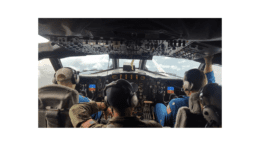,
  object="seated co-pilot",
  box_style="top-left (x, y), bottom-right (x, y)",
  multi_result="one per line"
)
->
top-left (53, 67), bottom-right (102, 121)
